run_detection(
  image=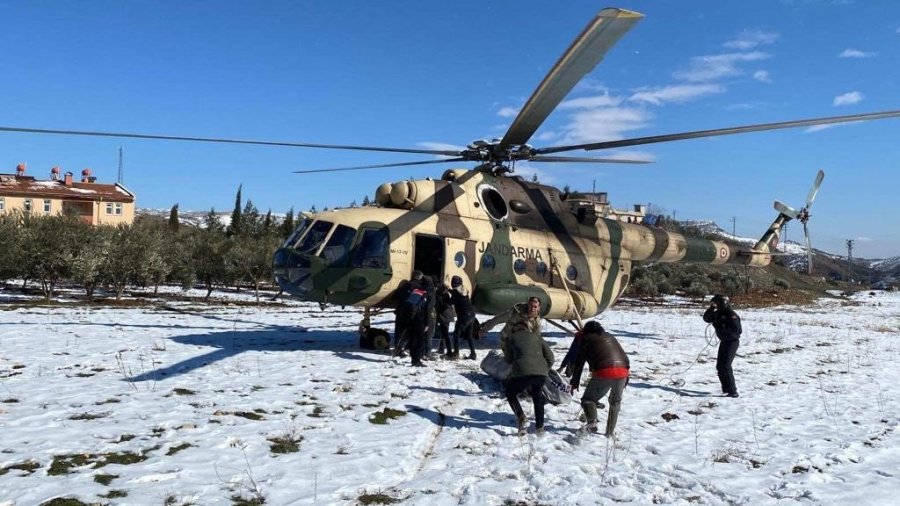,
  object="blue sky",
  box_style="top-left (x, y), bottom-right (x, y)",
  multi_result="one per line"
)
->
top-left (1, 1), bottom-right (898, 258)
